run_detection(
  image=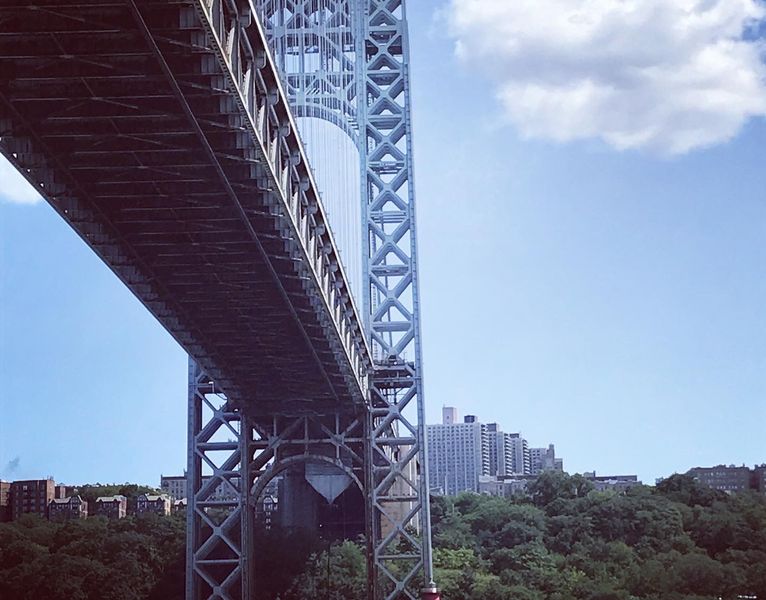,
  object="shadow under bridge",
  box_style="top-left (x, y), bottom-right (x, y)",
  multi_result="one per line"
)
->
top-left (0, 0), bottom-right (372, 416)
